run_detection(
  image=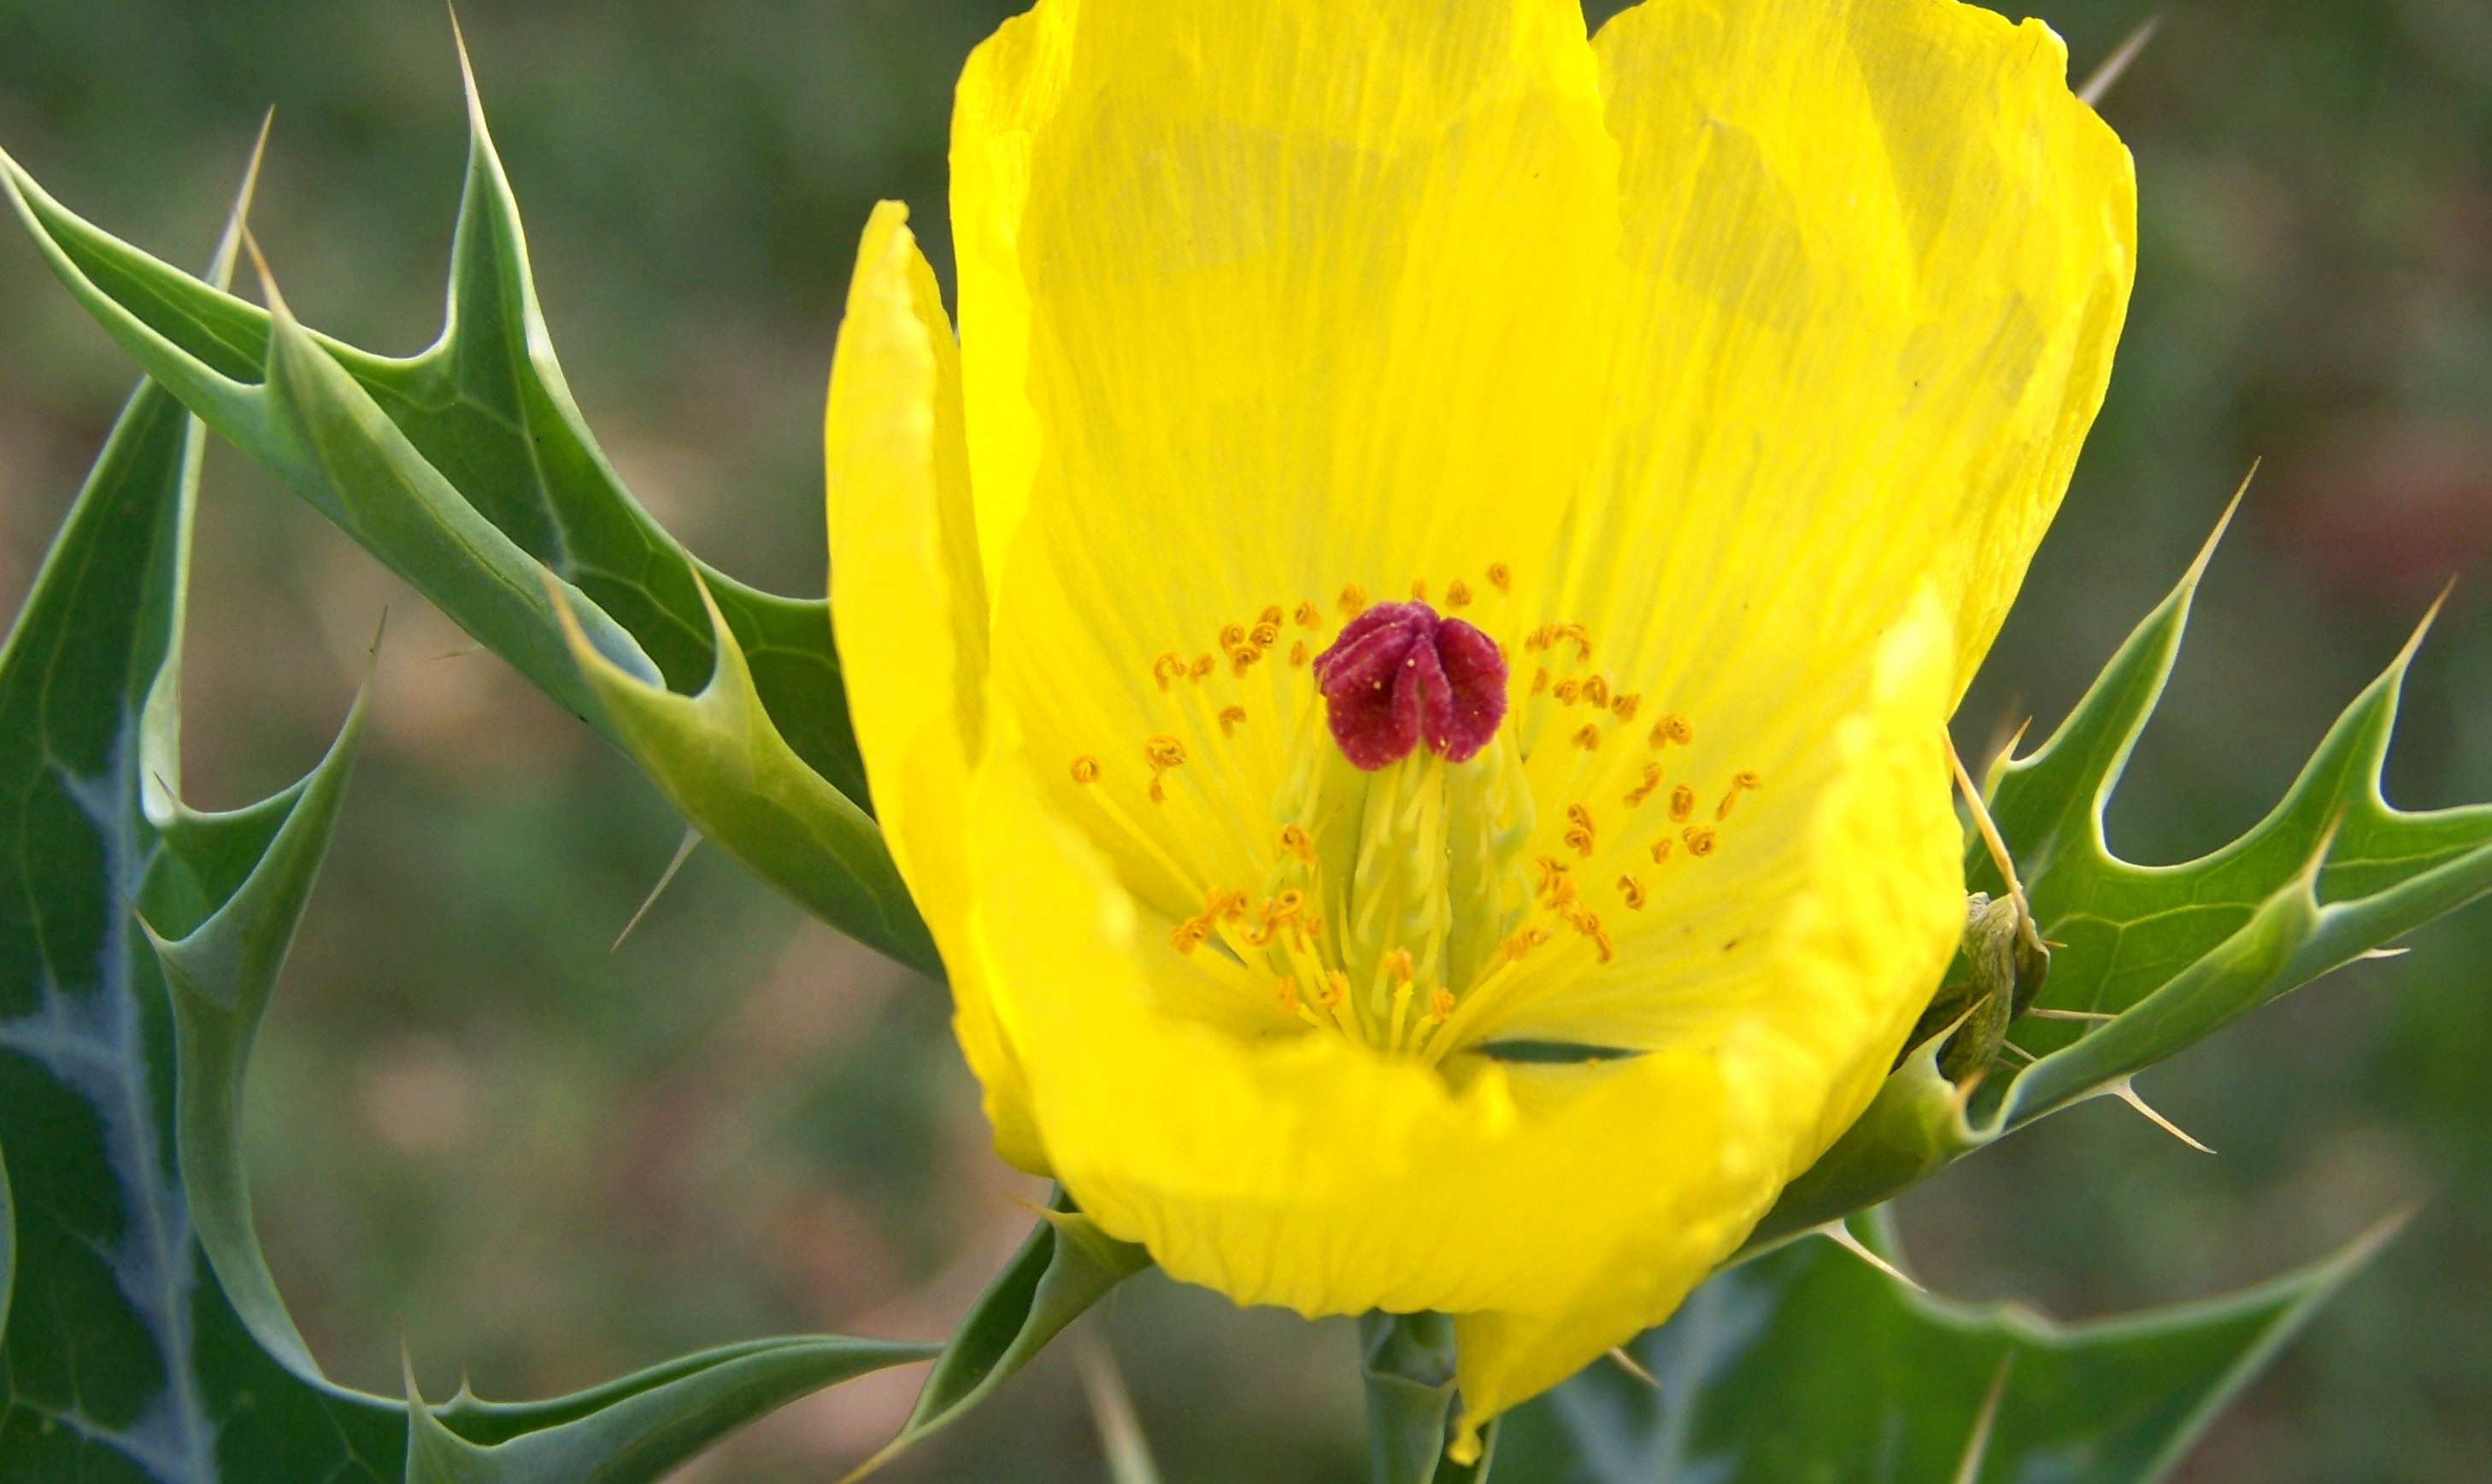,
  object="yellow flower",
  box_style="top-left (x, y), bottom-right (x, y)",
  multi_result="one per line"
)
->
top-left (825, 0), bottom-right (2132, 1448)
